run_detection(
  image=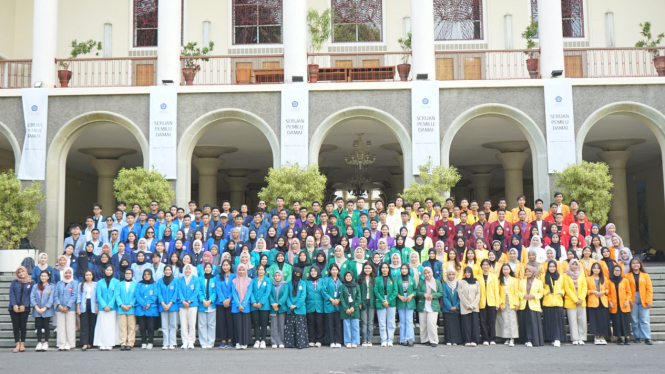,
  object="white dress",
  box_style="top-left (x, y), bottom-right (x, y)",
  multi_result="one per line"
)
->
top-left (93, 309), bottom-right (119, 347)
